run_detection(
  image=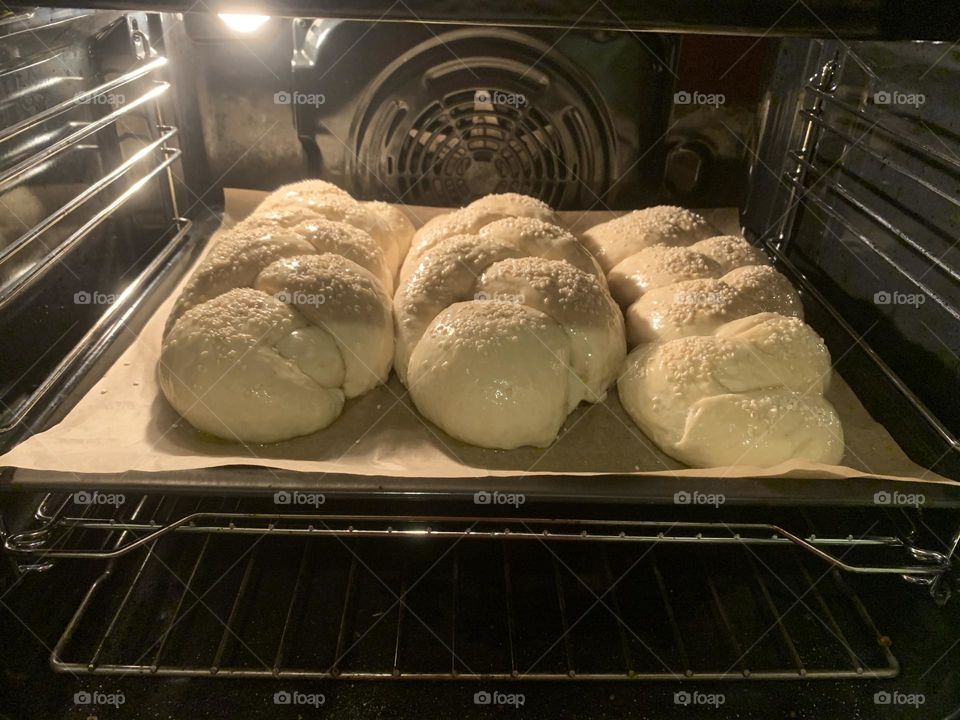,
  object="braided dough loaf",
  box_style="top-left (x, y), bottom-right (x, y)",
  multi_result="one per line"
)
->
top-left (400, 193), bottom-right (561, 282)
top-left (395, 202), bottom-right (624, 449)
top-left (582, 206), bottom-right (843, 468)
top-left (581, 206), bottom-right (717, 273)
top-left (618, 313), bottom-right (843, 467)
top-left (160, 181), bottom-right (401, 442)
